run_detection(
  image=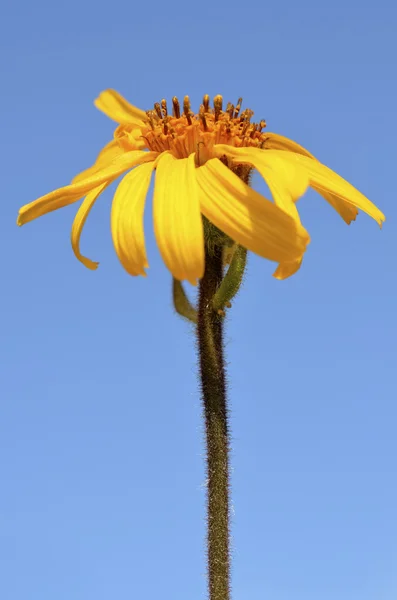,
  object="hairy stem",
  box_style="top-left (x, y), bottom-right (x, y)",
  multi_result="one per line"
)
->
top-left (197, 244), bottom-right (231, 600)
